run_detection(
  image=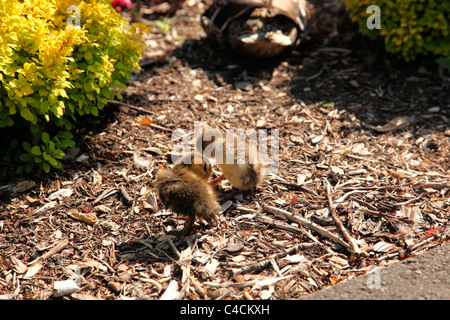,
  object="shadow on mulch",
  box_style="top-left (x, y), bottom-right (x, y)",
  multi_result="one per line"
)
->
top-left (170, 37), bottom-right (286, 90)
top-left (169, 0), bottom-right (449, 139)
